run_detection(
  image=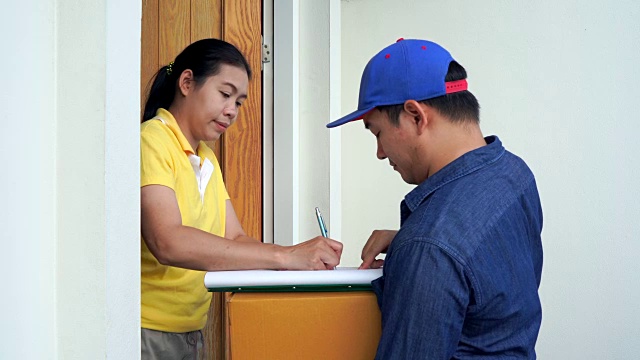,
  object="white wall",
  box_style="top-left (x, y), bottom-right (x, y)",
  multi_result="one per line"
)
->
top-left (56, 0), bottom-right (108, 357)
top-left (1, 0), bottom-right (57, 358)
top-left (1, 0), bottom-right (140, 358)
top-left (274, 0), bottom-right (342, 245)
top-left (105, 0), bottom-right (141, 357)
top-left (273, 0), bottom-right (301, 245)
top-left (340, 0), bottom-right (640, 358)
top-left (299, 1), bottom-right (331, 241)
